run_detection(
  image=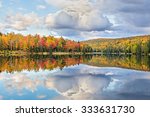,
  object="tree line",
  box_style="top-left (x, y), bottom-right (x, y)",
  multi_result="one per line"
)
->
top-left (0, 32), bottom-right (92, 54)
top-left (83, 35), bottom-right (150, 55)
